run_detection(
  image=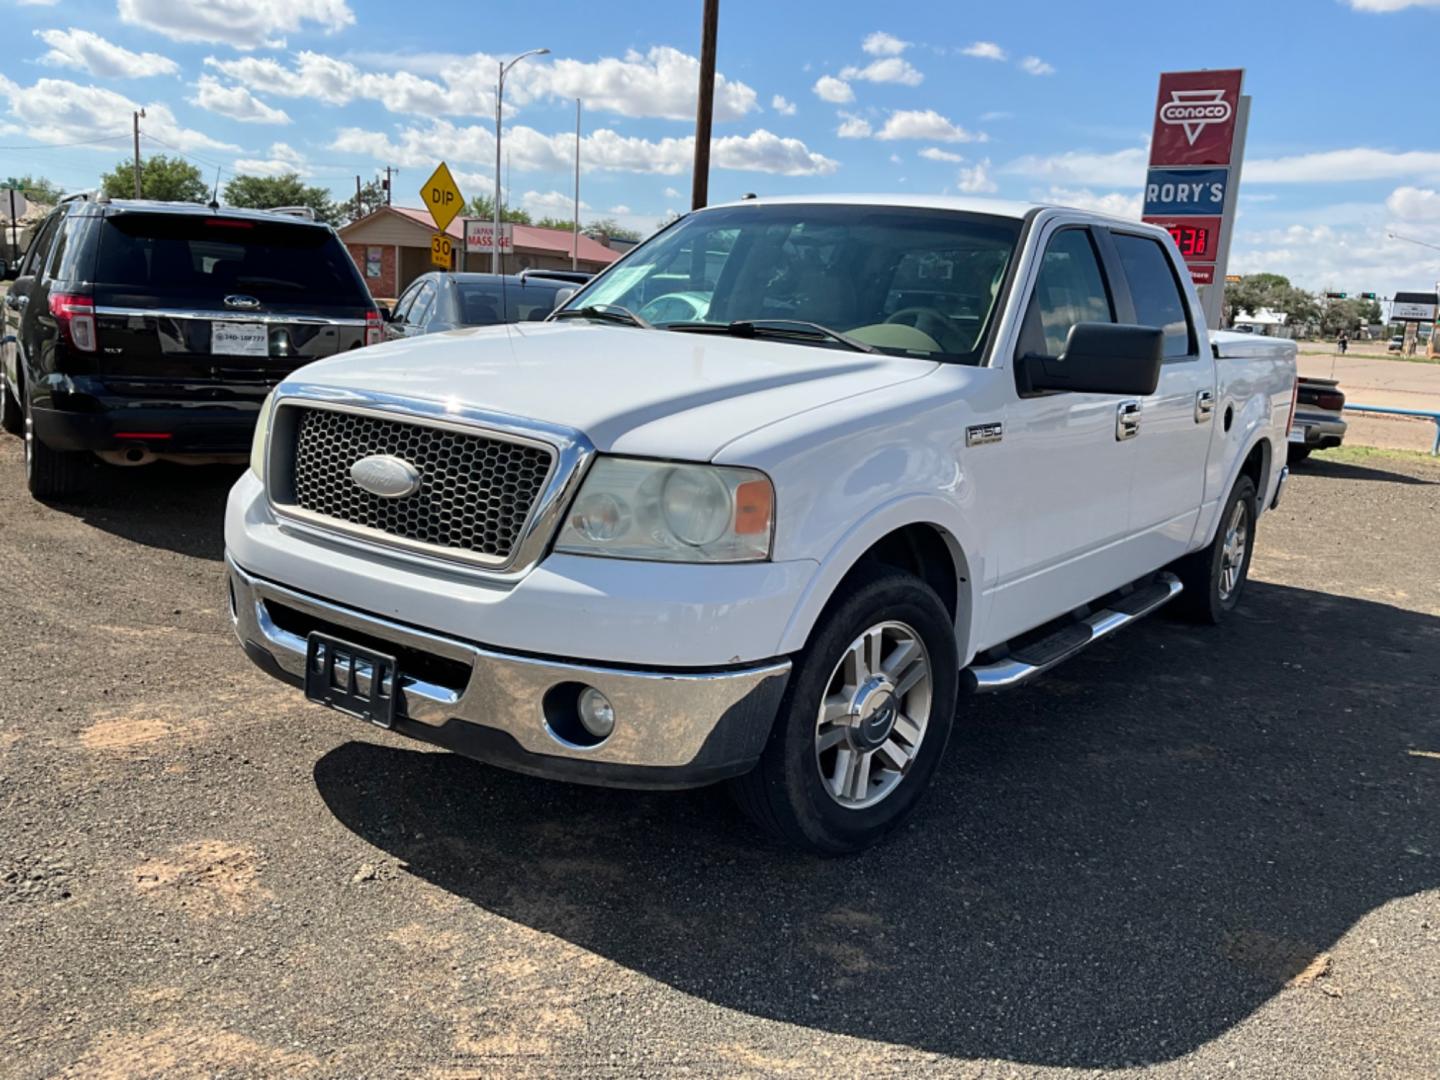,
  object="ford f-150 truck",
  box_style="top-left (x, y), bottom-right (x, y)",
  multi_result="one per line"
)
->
top-left (226, 195), bottom-right (1297, 854)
